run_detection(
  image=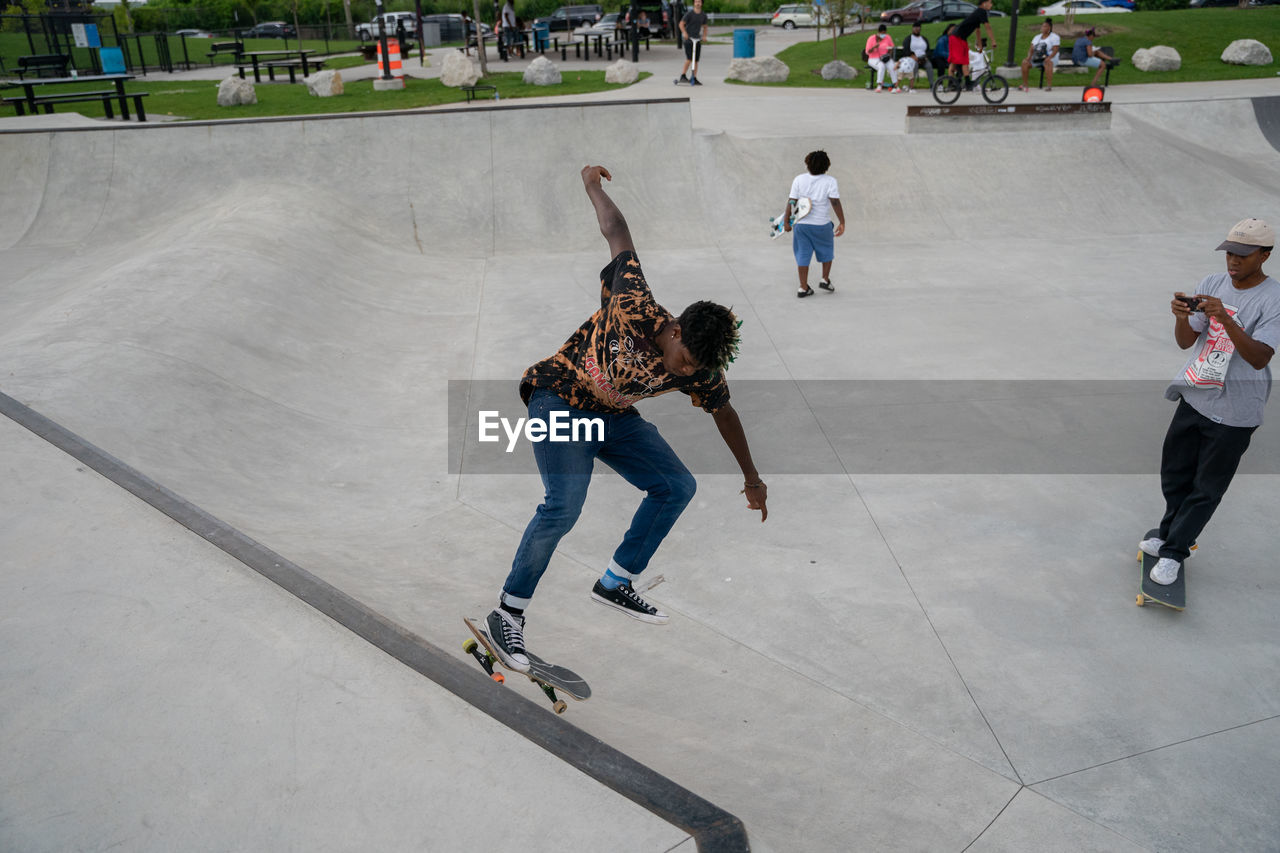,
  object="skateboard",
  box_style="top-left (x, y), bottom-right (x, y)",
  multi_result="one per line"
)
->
top-left (673, 38), bottom-right (701, 85)
top-left (462, 617), bottom-right (591, 714)
top-left (1136, 528), bottom-right (1186, 611)
top-left (769, 196), bottom-right (811, 239)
